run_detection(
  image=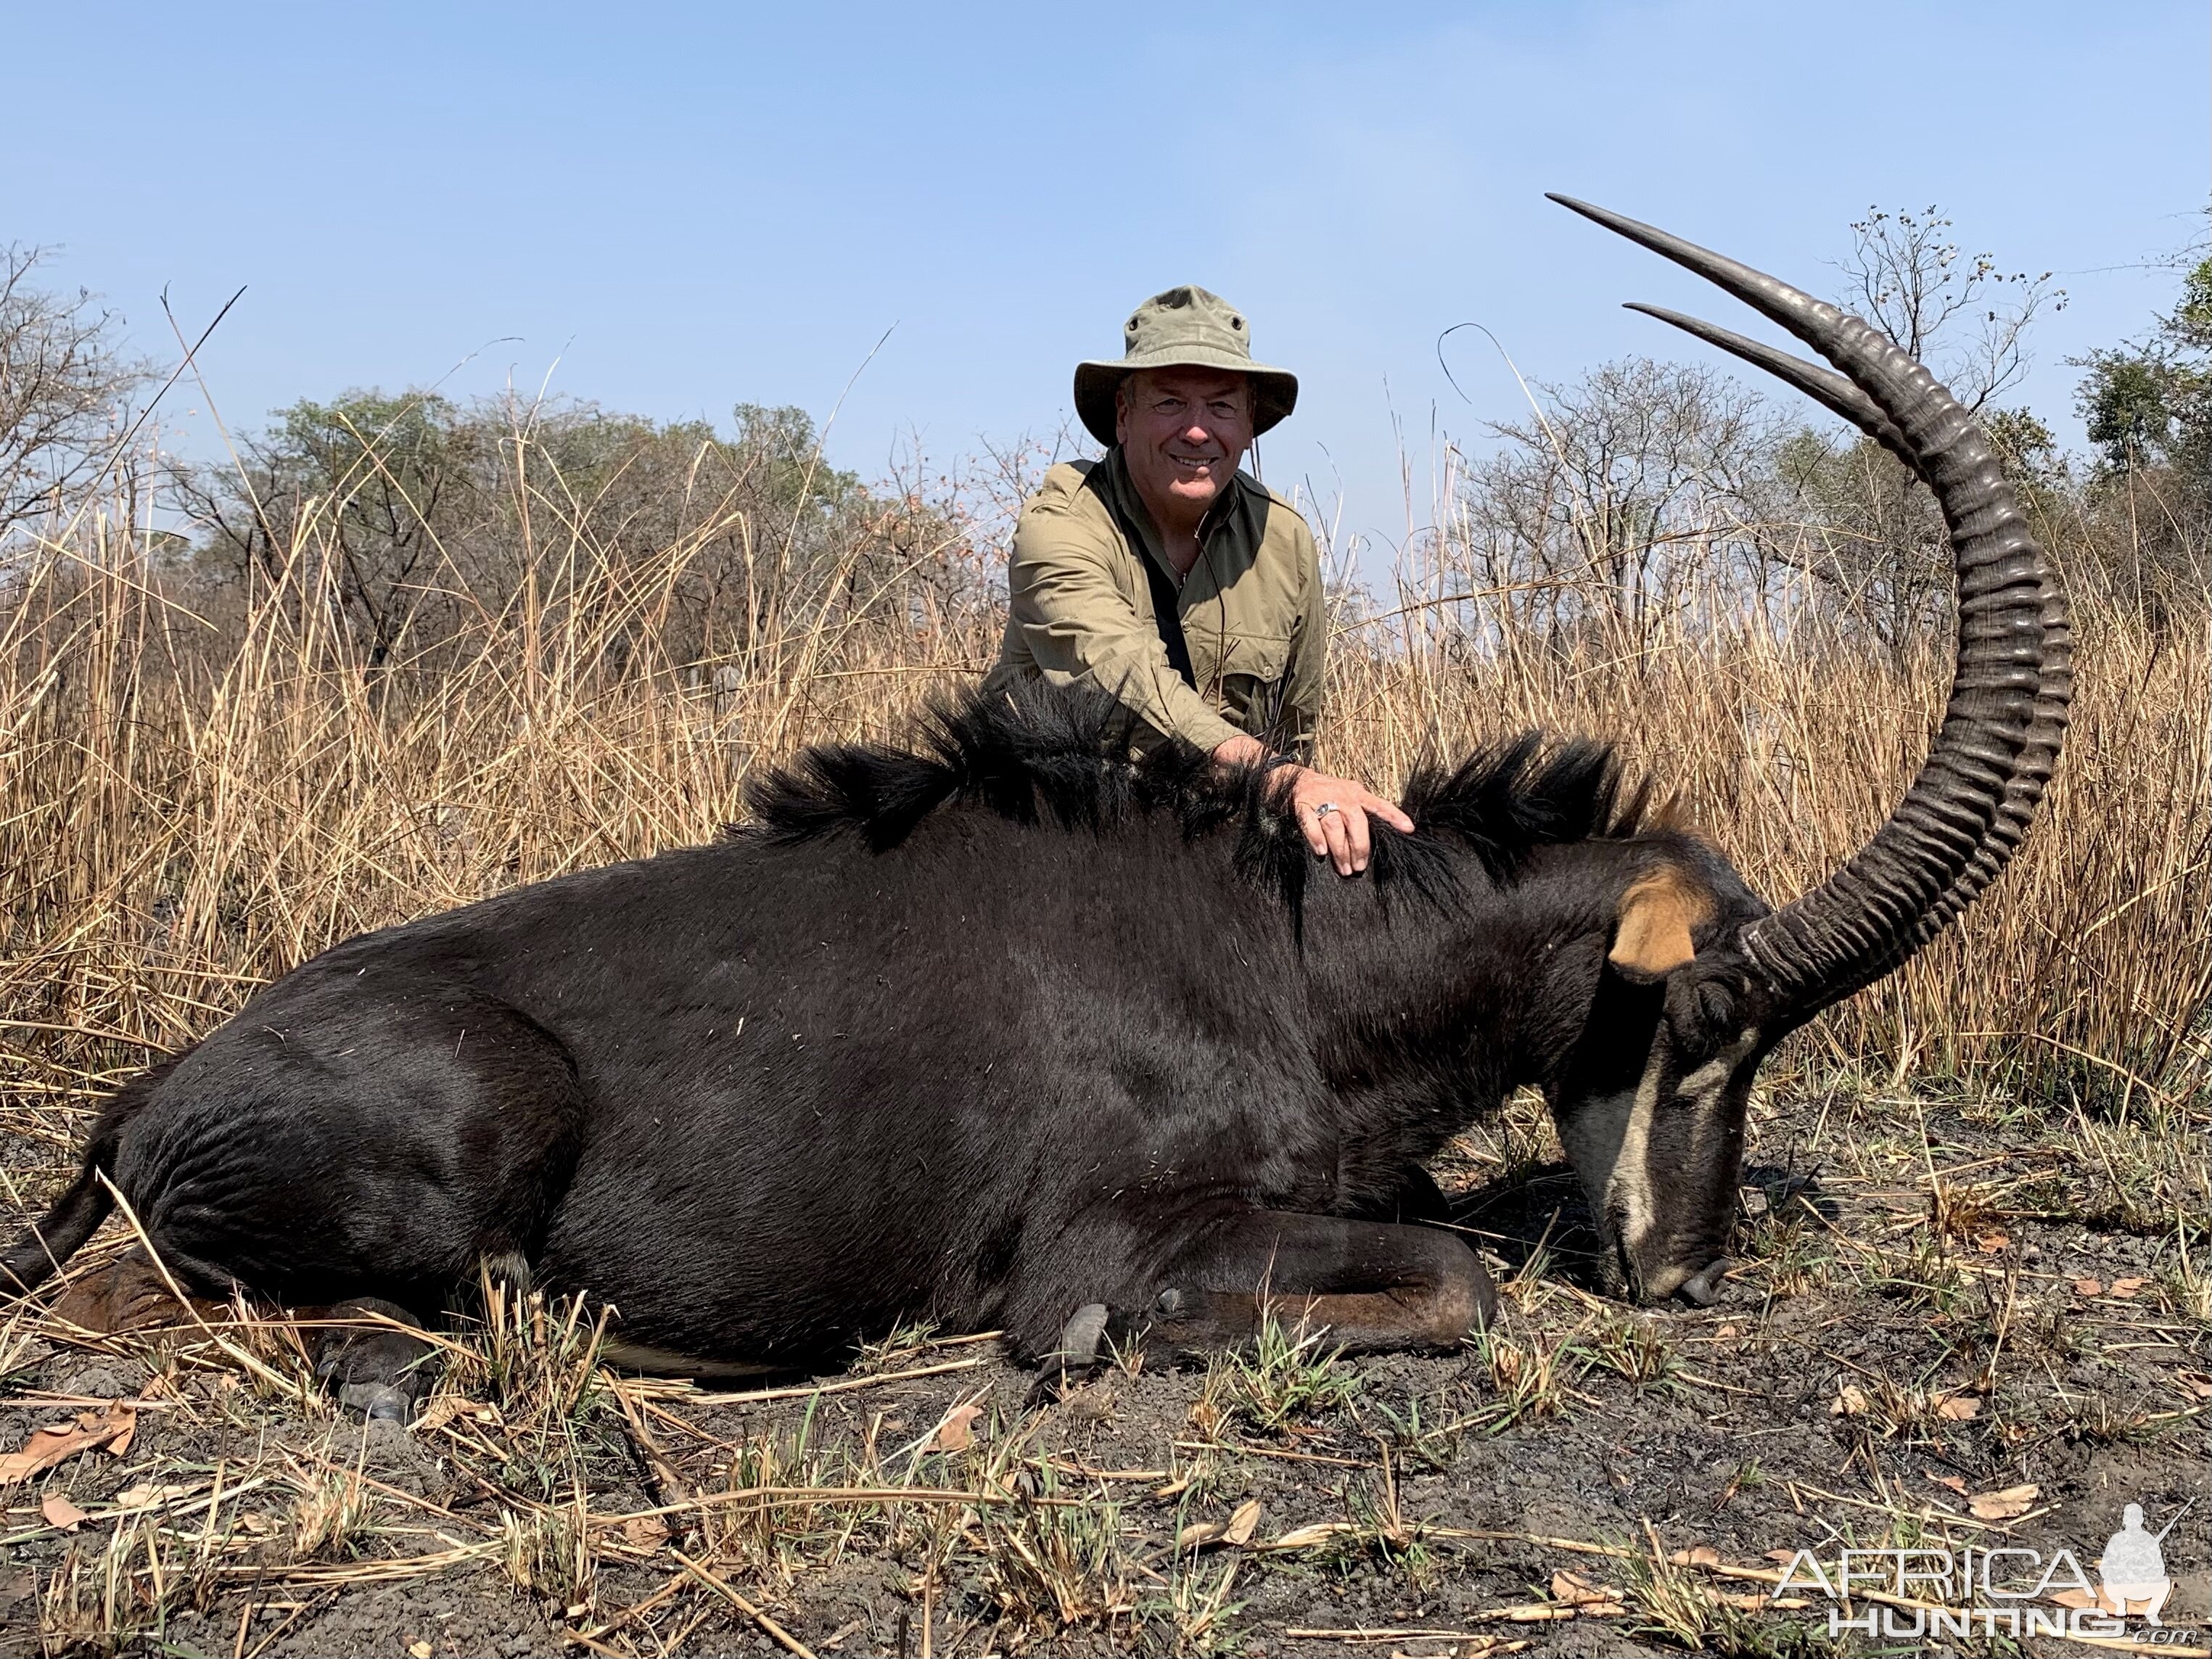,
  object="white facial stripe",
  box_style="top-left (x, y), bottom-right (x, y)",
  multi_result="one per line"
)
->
top-left (1608, 1042), bottom-right (1669, 1257)
top-left (1611, 1026), bottom-right (1762, 1264)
